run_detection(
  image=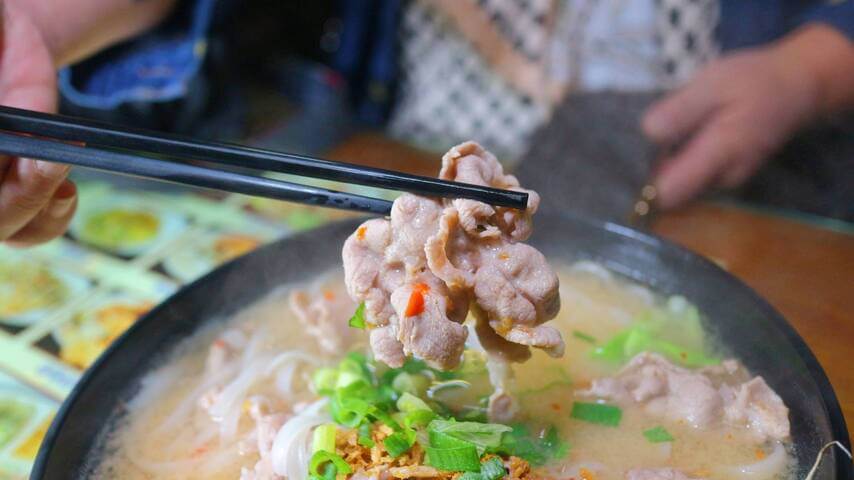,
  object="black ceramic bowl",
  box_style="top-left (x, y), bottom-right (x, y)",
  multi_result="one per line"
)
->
top-left (32, 215), bottom-right (851, 479)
